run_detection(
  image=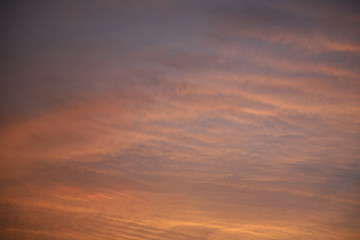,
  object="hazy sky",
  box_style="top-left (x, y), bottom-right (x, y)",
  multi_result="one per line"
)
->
top-left (1, 1), bottom-right (360, 239)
